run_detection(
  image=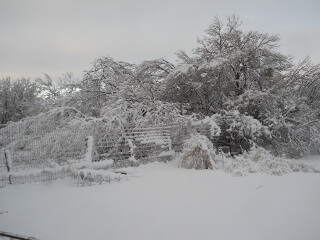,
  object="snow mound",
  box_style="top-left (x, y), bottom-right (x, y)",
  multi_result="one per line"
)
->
top-left (224, 147), bottom-right (320, 176)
